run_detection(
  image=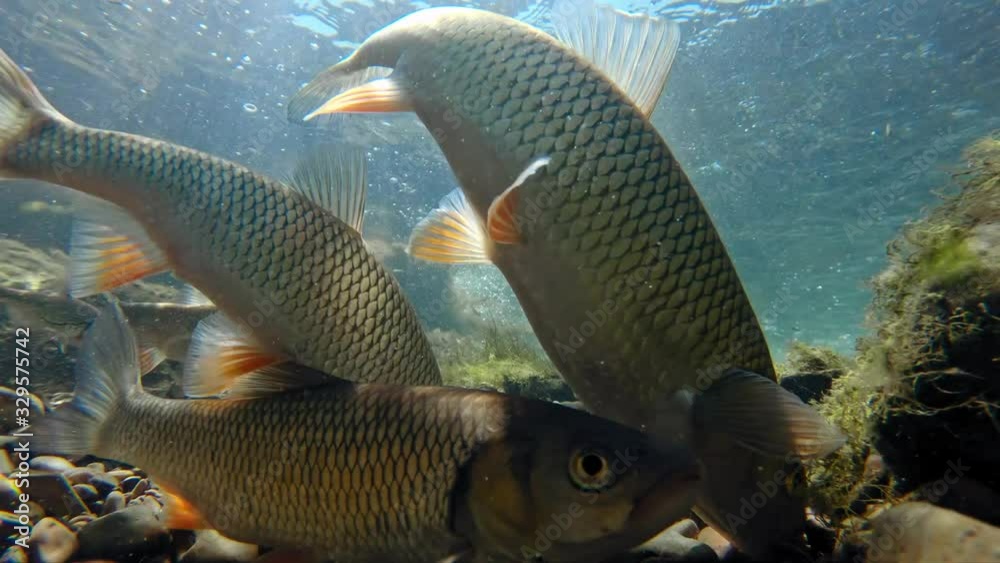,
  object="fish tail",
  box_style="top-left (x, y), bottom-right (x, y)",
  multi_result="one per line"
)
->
top-left (33, 301), bottom-right (141, 458)
top-left (0, 48), bottom-right (68, 171)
